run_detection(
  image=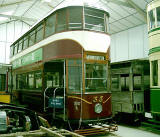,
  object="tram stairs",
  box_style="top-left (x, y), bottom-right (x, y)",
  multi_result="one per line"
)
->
top-left (141, 119), bottom-right (160, 133)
